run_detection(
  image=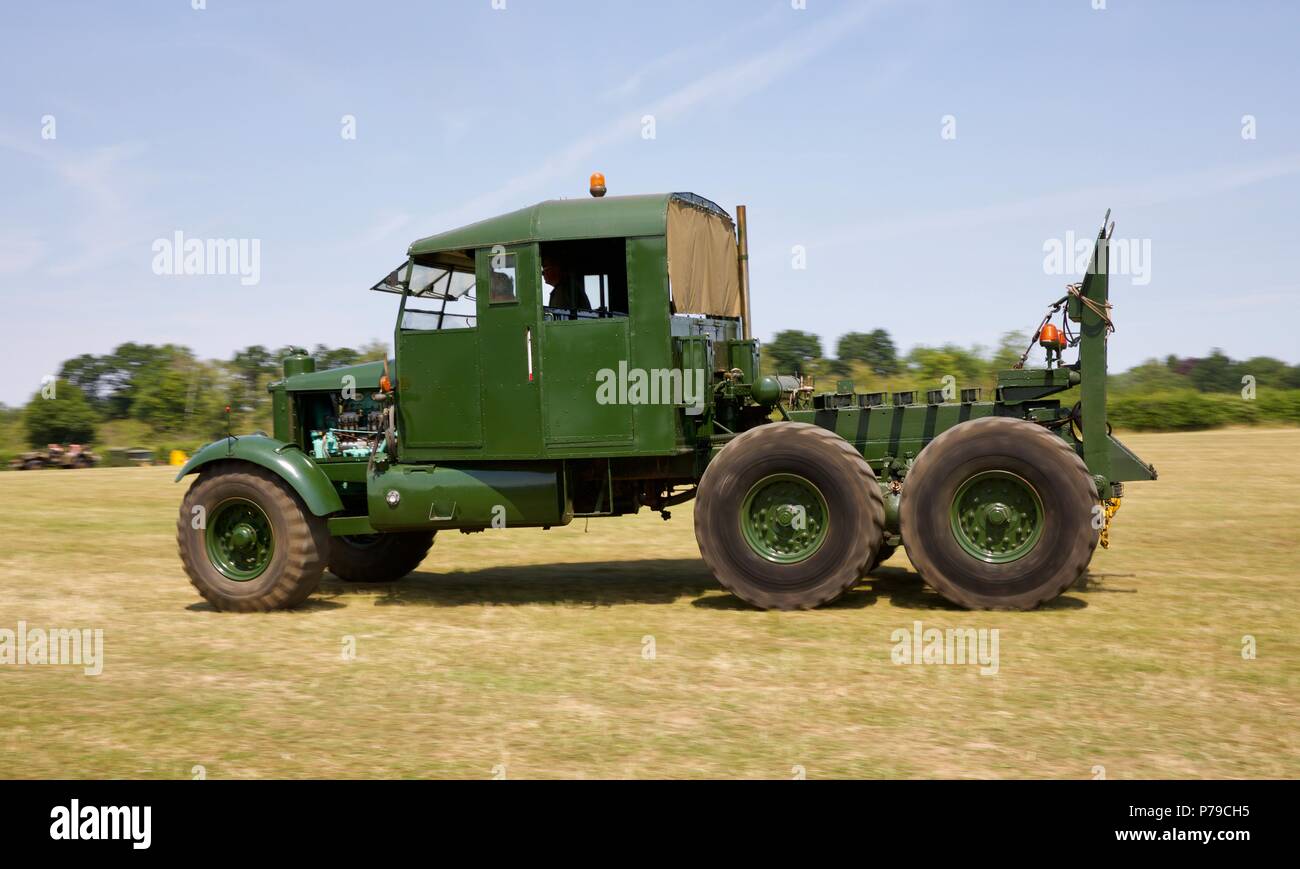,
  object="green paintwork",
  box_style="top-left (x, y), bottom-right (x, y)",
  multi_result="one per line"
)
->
top-left (880, 485), bottom-right (901, 545)
top-left (739, 473), bottom-right (829, 563)
top-left (476, 244), bottom-right (544, 457)
top-left (270, 385), bottom-right (292, 443)
top-left (205, 497), bottom-right (274, 580)
top-left (281, 348), bottom-right (316, 380)
top-left (367, 461), bottom-right (570, 531)
top-left (997, 366), bottom-right (1079, 403)
top-left (326, 515), bottom-right (379, 536)
top-left (1077, 220), bottom-right (1111, 485)
top-left (949, 471), bottom-right (1044, 563)
top-left (725, 339), bottom-right (760, 385)
top-left (544, 321), bottom-right (634, 446)
top-left (788, 402), bottom-right (997, 470)
top-left (279, 360), bottom-right (386, 393)
top-left (397, 327), bottom-right (482, 448)
top-left (395, 231), bottom-right (680, 462)
top-left (409, 194), bottom-right (683, 256)
top-left (181, 196), bottom-right (1153, 553)
top-left (787, 400), bottom-right (1154, 530)
top-left (753, 375), bottom-right (782, 406)
top-left (174, 435), bottom-right (345, 517)
top-left (1107, 433), bottom-right (1158, 483)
